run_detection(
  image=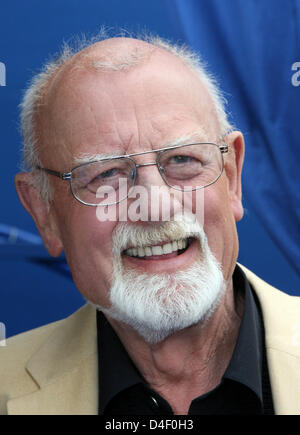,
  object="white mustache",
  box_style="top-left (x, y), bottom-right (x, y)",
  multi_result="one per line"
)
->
top-left (112, 213), bottom-right (205, 257)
